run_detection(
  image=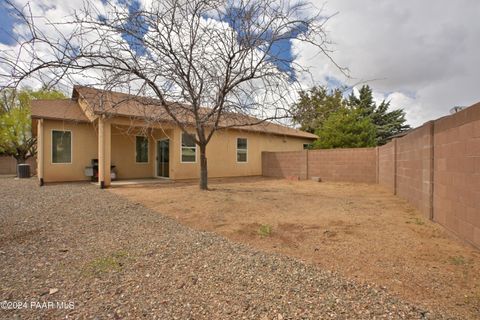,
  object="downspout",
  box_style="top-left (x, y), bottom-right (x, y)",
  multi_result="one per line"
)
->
top-left (98, 117), bottom-right (105, 189)
top-left (37, 119), bottom-right (44, 186)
